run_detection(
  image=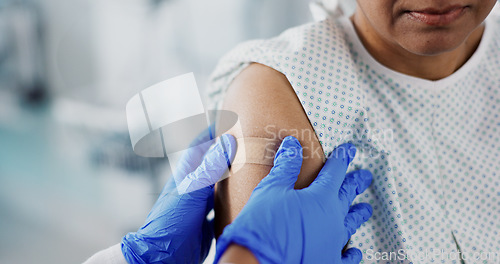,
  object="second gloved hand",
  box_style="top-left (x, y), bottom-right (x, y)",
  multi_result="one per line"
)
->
top-left (215, 136), bottom-right (373, 264)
